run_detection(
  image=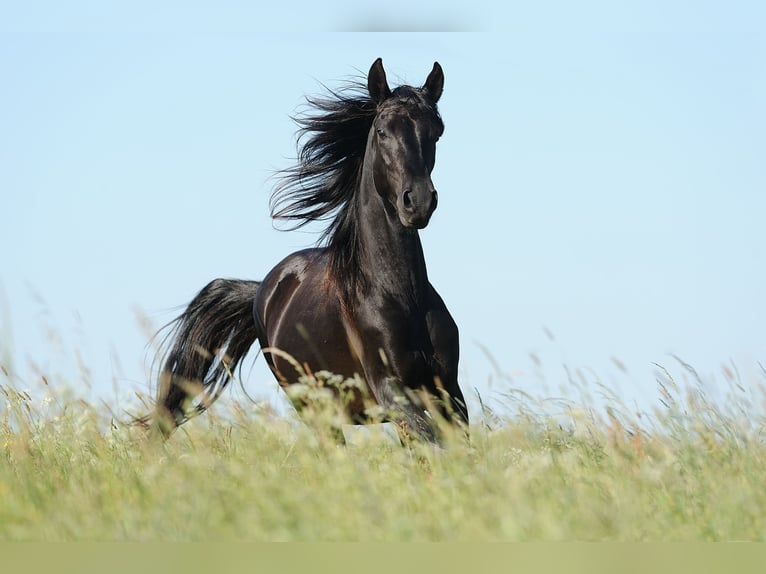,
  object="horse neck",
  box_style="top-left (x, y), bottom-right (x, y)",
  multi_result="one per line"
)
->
top-left (354, 157), bottom-right (430, 302)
